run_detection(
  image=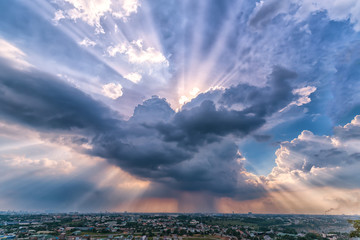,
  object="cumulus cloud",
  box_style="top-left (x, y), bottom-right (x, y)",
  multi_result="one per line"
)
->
top-left (220, 66), bottom-right (297, 117)
top-left (102, 83), bottom-right (123, 99)
top-left (268, 114), bottom-right (360, 189)
top-left (112, 0), bottom-right (141, 20)
top-left (53, 10), bottom-right (65, 24)
top-left (124, 72), bottom-right (142, 83)
top-left (156, 100), bottom-right (265, 149)
top-left (79, 37), bottom-right (96, 47)
top-left (53, 0), bottom-right (141, 33)
top-left (107, 39), bottom-right (168, 66)
top-left (130, 95), bottom-right (175, 123)
top-left (7, 59), bottom-right (357, 210)
top-left (0, 62), bottom-right (279, 203)
top-left (64, 0), bottom-right (112, 34)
